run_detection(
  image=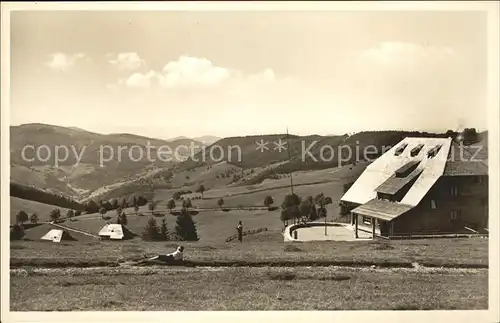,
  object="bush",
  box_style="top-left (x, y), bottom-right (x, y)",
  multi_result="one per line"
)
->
top-left (30, 213), bottom-right (39, 224)
top-left (16, 211), bottom-right (29, 224)
top-left (49, 208), bottom-right (61, 222)
top-left (10, 224), bottom-right (25, 240)
top-left (264, 196), bottom-right (274, 209)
